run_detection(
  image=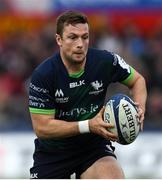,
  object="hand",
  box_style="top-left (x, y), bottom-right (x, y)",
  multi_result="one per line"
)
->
top-left (89, 107), bottom-right (118, 141)
top-left (134, 102), bottom-right (145, 131)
